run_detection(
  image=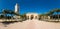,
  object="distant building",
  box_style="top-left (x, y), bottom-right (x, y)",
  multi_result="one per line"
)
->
top-left (26, 13), bottom-right (39, 20)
